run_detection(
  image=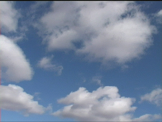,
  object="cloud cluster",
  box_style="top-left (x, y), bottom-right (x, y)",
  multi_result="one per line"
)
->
top-left (37, 56), bottom-right (63, 75)
top-left (40, 1), bottom-right (156, 65)
top-left (0, 1), bottom-right (19, 32)
top-left (0, 1), bottom-right (33, 82)
top-left (53, 86), bottom-right (161, 121)
top-left (0, 35), bottom-right (33, 82)
top-left (0, 84), bottom-right (45, 115)
top-left (140, 88), bottom-right (162, 106)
